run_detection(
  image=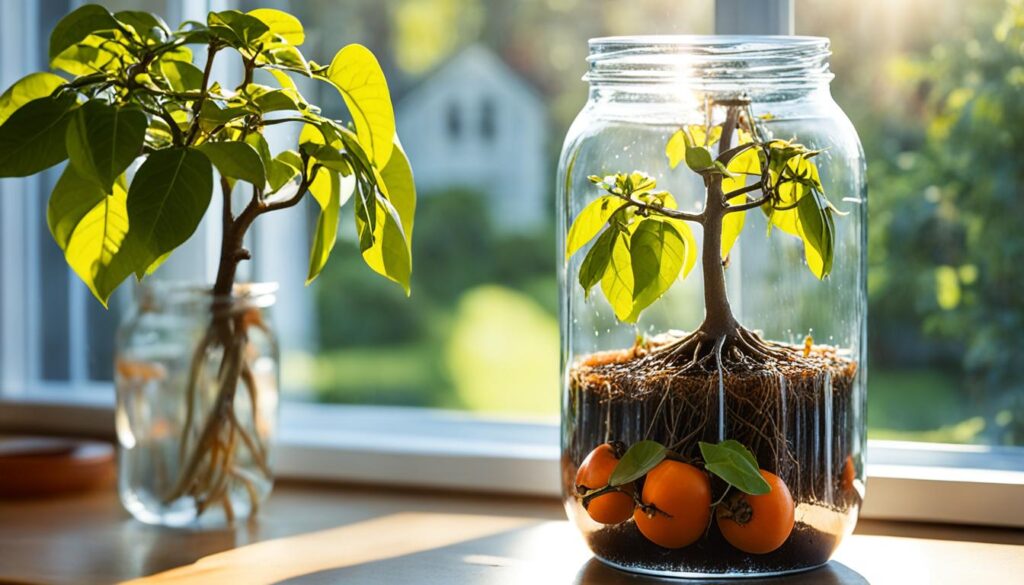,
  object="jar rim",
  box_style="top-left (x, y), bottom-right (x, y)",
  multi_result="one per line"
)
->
top-left (585, 34), bottom-right (833, 89)
top-left (588, 35), bottom-right (830, 51)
